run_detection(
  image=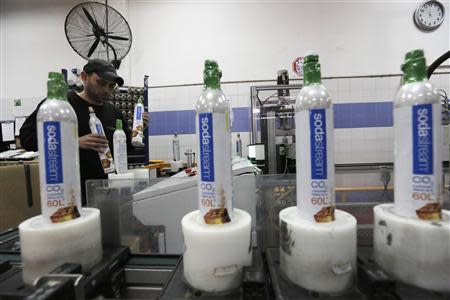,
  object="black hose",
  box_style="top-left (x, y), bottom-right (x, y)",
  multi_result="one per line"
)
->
top-left (427, 50), bottom-right (450, 78)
